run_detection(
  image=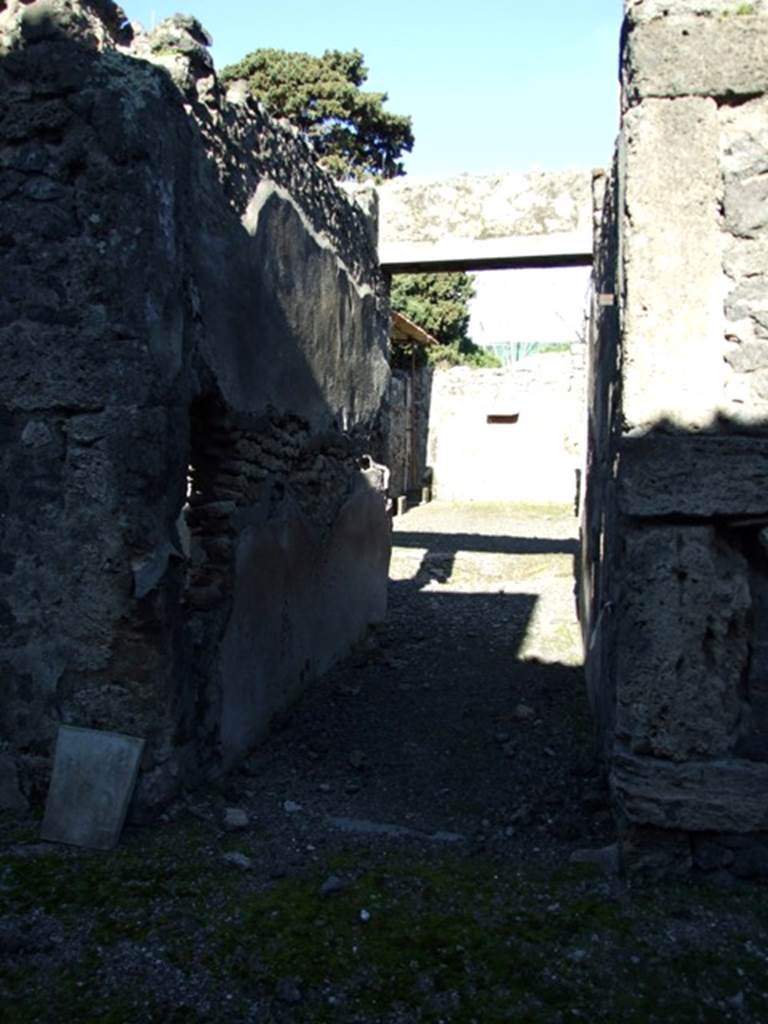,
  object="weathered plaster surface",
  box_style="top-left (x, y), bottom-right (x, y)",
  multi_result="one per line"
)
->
top-left (427, 352), bottom-right (585, 505)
